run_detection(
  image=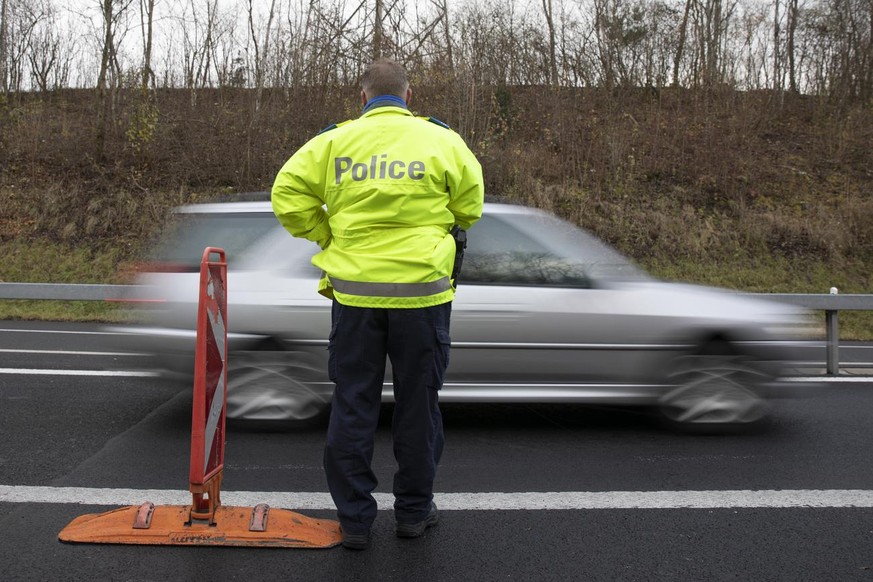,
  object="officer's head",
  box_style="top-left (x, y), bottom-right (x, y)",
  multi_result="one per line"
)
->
top-left (361, 59), bottom-right (411, 106)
